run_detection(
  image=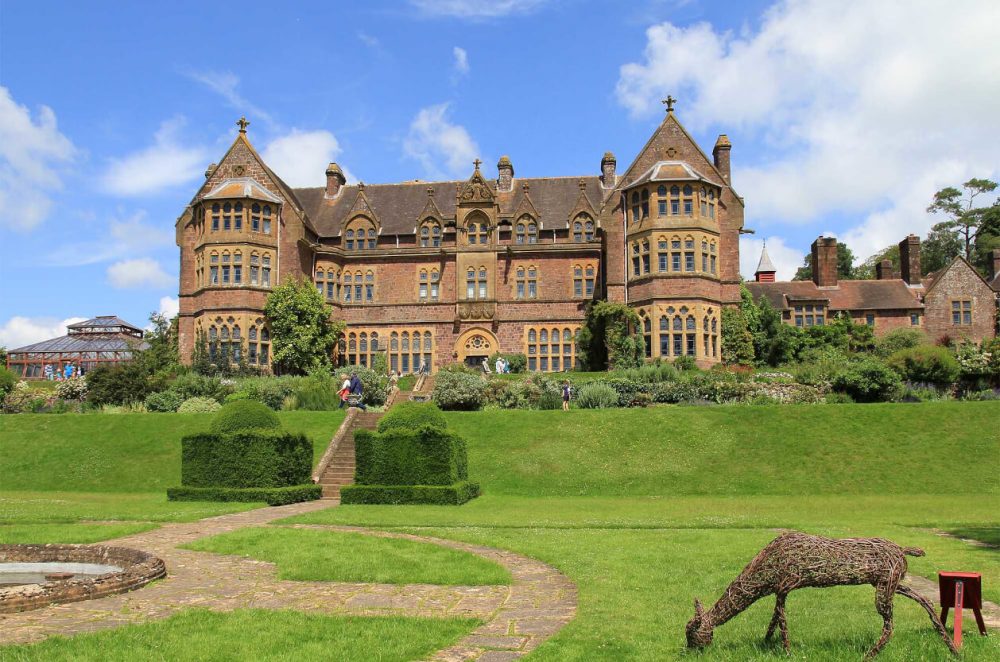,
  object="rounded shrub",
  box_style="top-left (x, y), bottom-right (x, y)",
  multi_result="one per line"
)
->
top-left (875, 328), bottom-right (927, 357)
top-left (145, 389), bottom-right (186, 412)
top-left (0, 367), bottom-right (19, 399)
top-left (377, 401), bottom-right (447, 432)
top-left (432, 371), bottom-right (487, 410)
top-left (576, 382), bottom-right (619, 409)
top-left (887, 345), bottom-right (959, 385)
top-left (831, 359), bottom-right (902, 403)
top-left (176, 396), bottom-right (222, 413)
top-left (210, 400), bottom-right (281, 433)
